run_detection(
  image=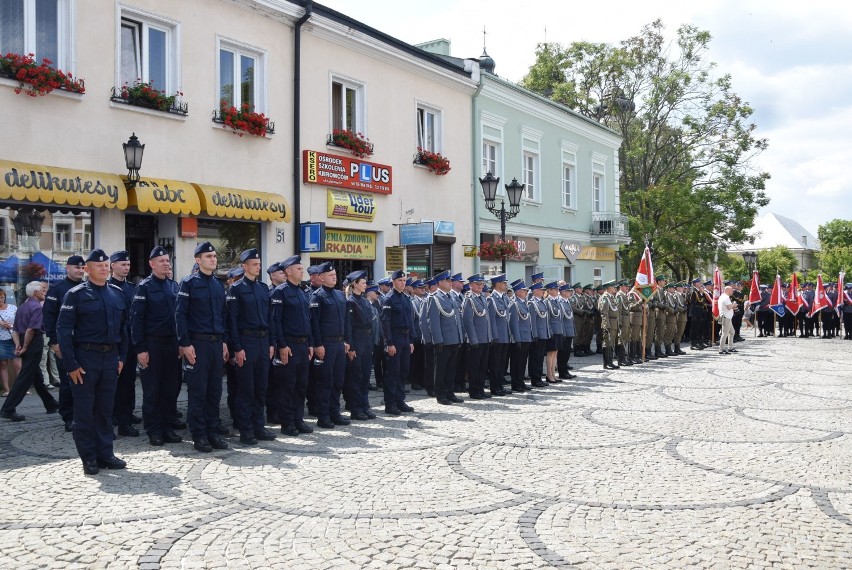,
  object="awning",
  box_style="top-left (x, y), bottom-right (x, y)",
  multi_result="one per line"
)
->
top-left (193, 184), bottom-right (291, 222)
top-left (0, 159), bottom-right (127, 209)
top-left (127, 177), bottom-right (201, 215)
